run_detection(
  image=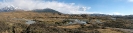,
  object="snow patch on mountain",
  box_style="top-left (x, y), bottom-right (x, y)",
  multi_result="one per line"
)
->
top-left (0, 0), bottom-right (91, 14)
